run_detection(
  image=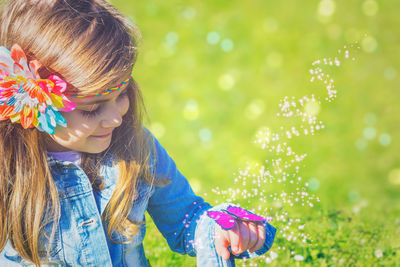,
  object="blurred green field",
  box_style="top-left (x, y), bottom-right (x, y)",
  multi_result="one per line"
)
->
top-left (111, 0), bottom-right (400, 265)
